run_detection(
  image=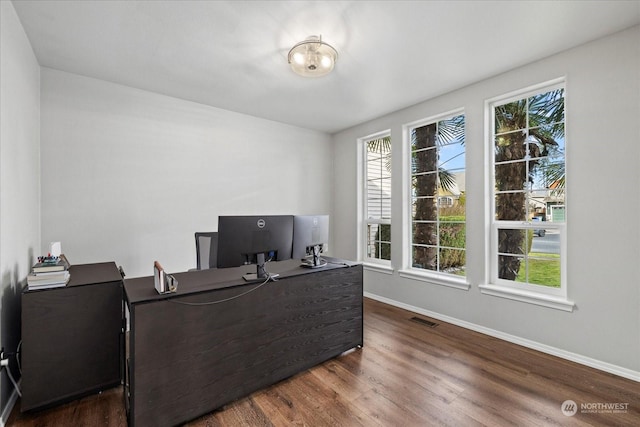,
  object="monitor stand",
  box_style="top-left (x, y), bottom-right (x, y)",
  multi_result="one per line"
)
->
top-left (243, 253), bottom-right (279, 281)
top-left (300, 245), bottom-right (327, 269)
